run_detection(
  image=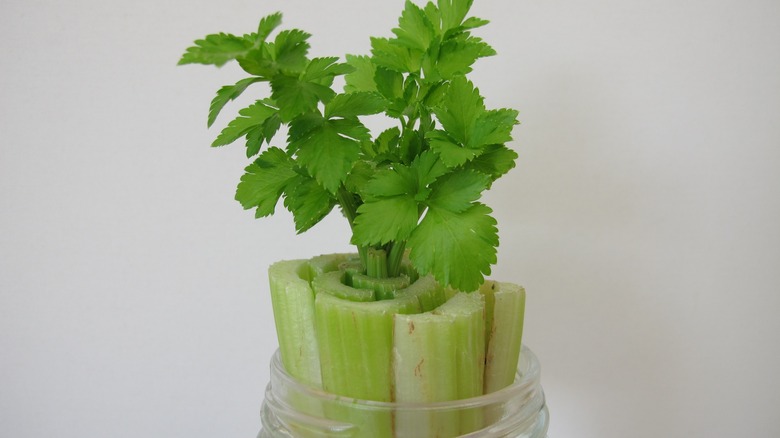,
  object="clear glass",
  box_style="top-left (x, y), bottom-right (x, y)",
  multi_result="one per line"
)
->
top-left (258, 346), bottom-right (549, 438)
